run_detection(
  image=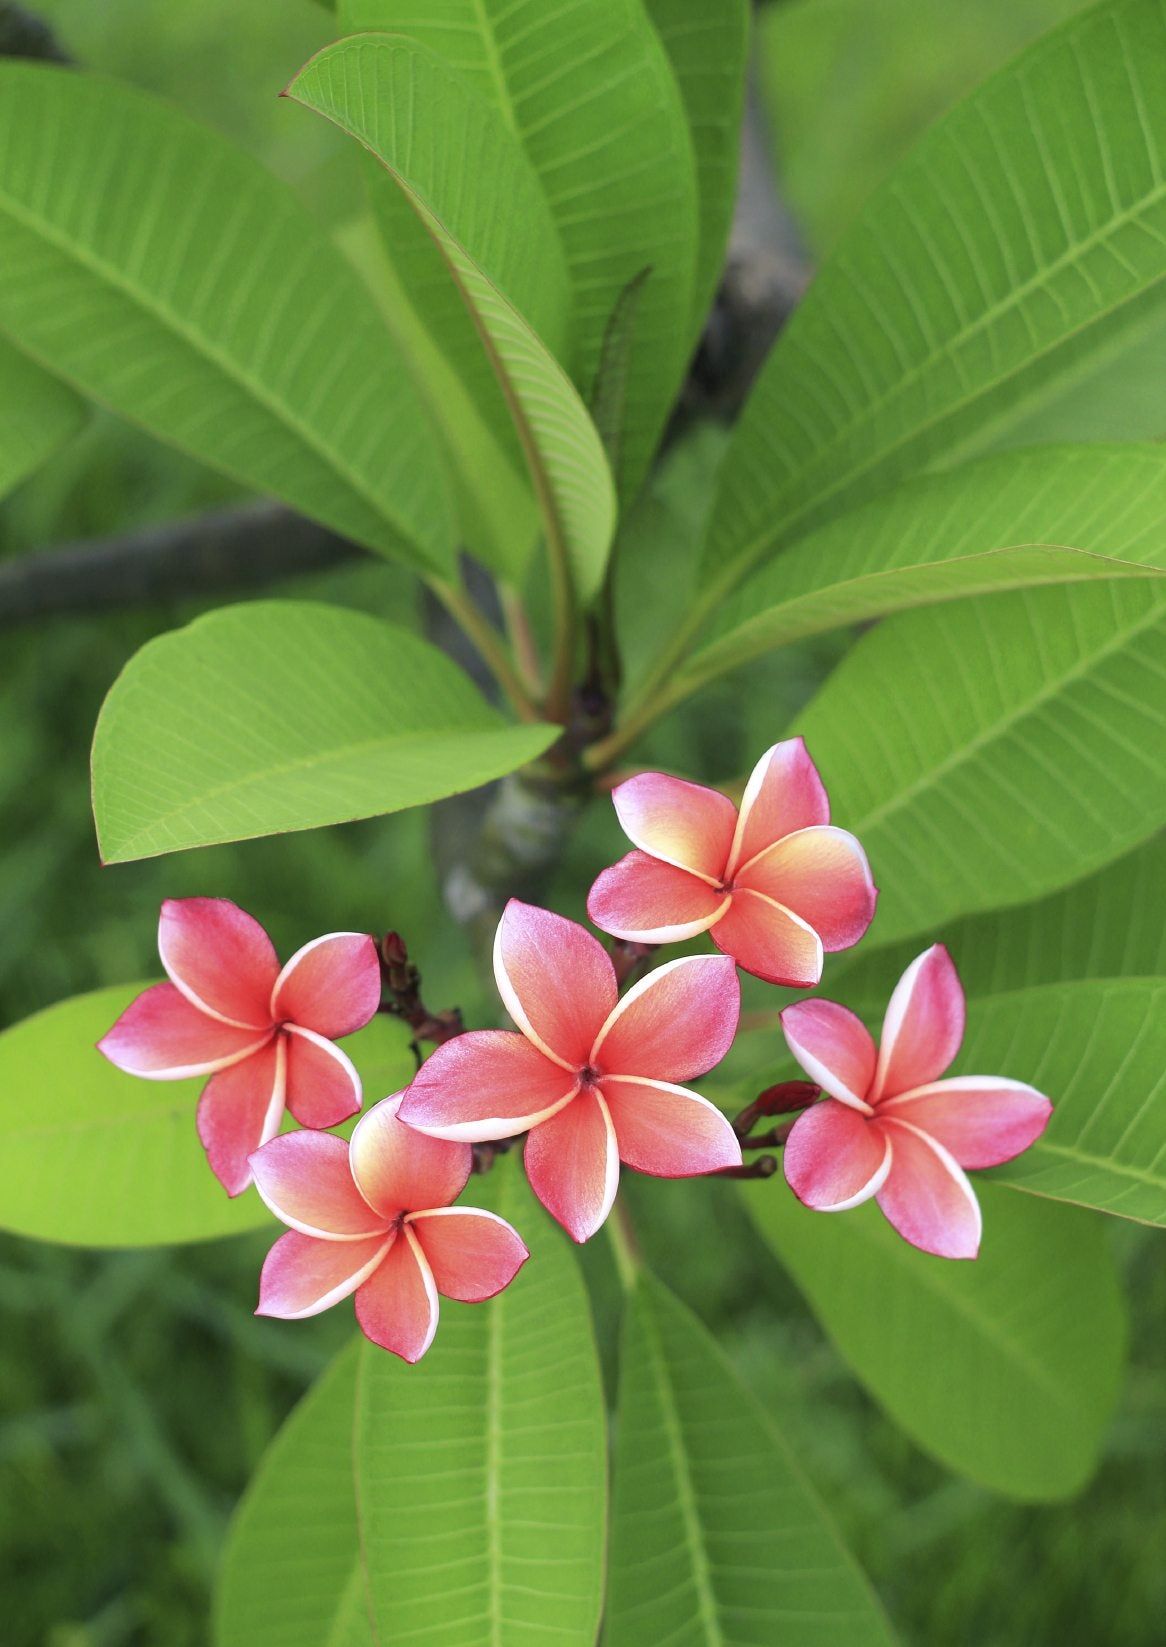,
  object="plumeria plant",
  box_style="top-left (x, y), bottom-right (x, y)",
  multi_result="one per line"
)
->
top-left (1, 0), bottom-right (1164, 1641)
